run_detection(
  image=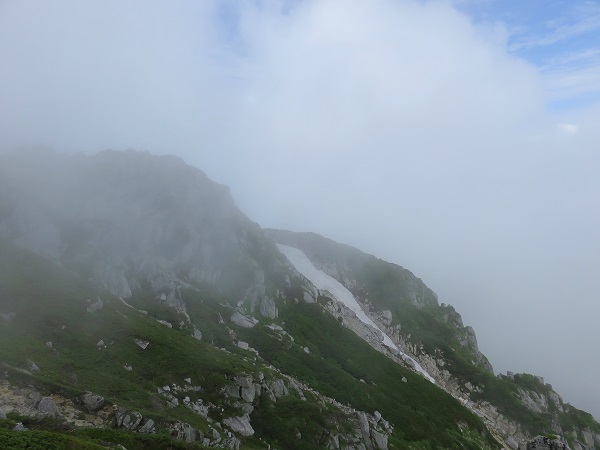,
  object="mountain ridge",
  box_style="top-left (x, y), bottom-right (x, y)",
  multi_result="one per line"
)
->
top-left (0, 149), bottom-right (598, 450)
